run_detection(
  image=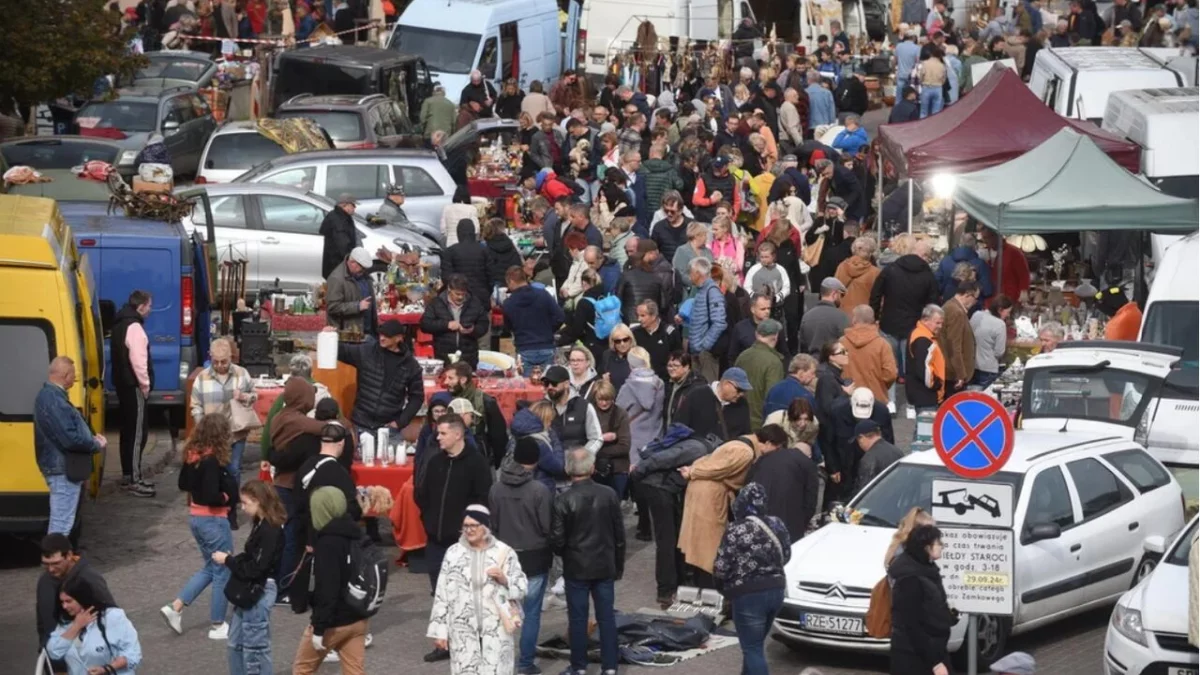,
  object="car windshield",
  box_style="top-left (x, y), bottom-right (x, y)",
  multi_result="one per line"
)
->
top-left (274, 111), bottom-right (365, 142)
top-left (1165, 518), bottom-right (1197, 566)
top-left (204, 132), bottom-right (285, 170)
top-left (135, 58), bottom-right (208, 83)
top-left (1023, 366), bottom-right (1155, 427)
top-left (76, 101), bottom-right (157, 133)
top-left (850, 463), bottom-right (1024, 528)
top-left (1141, 301), bottom-right (1199, 369)
top-left (390, 26), bottom-right (480, 75)
top-left (1, 140), bottom-right (120, 169)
